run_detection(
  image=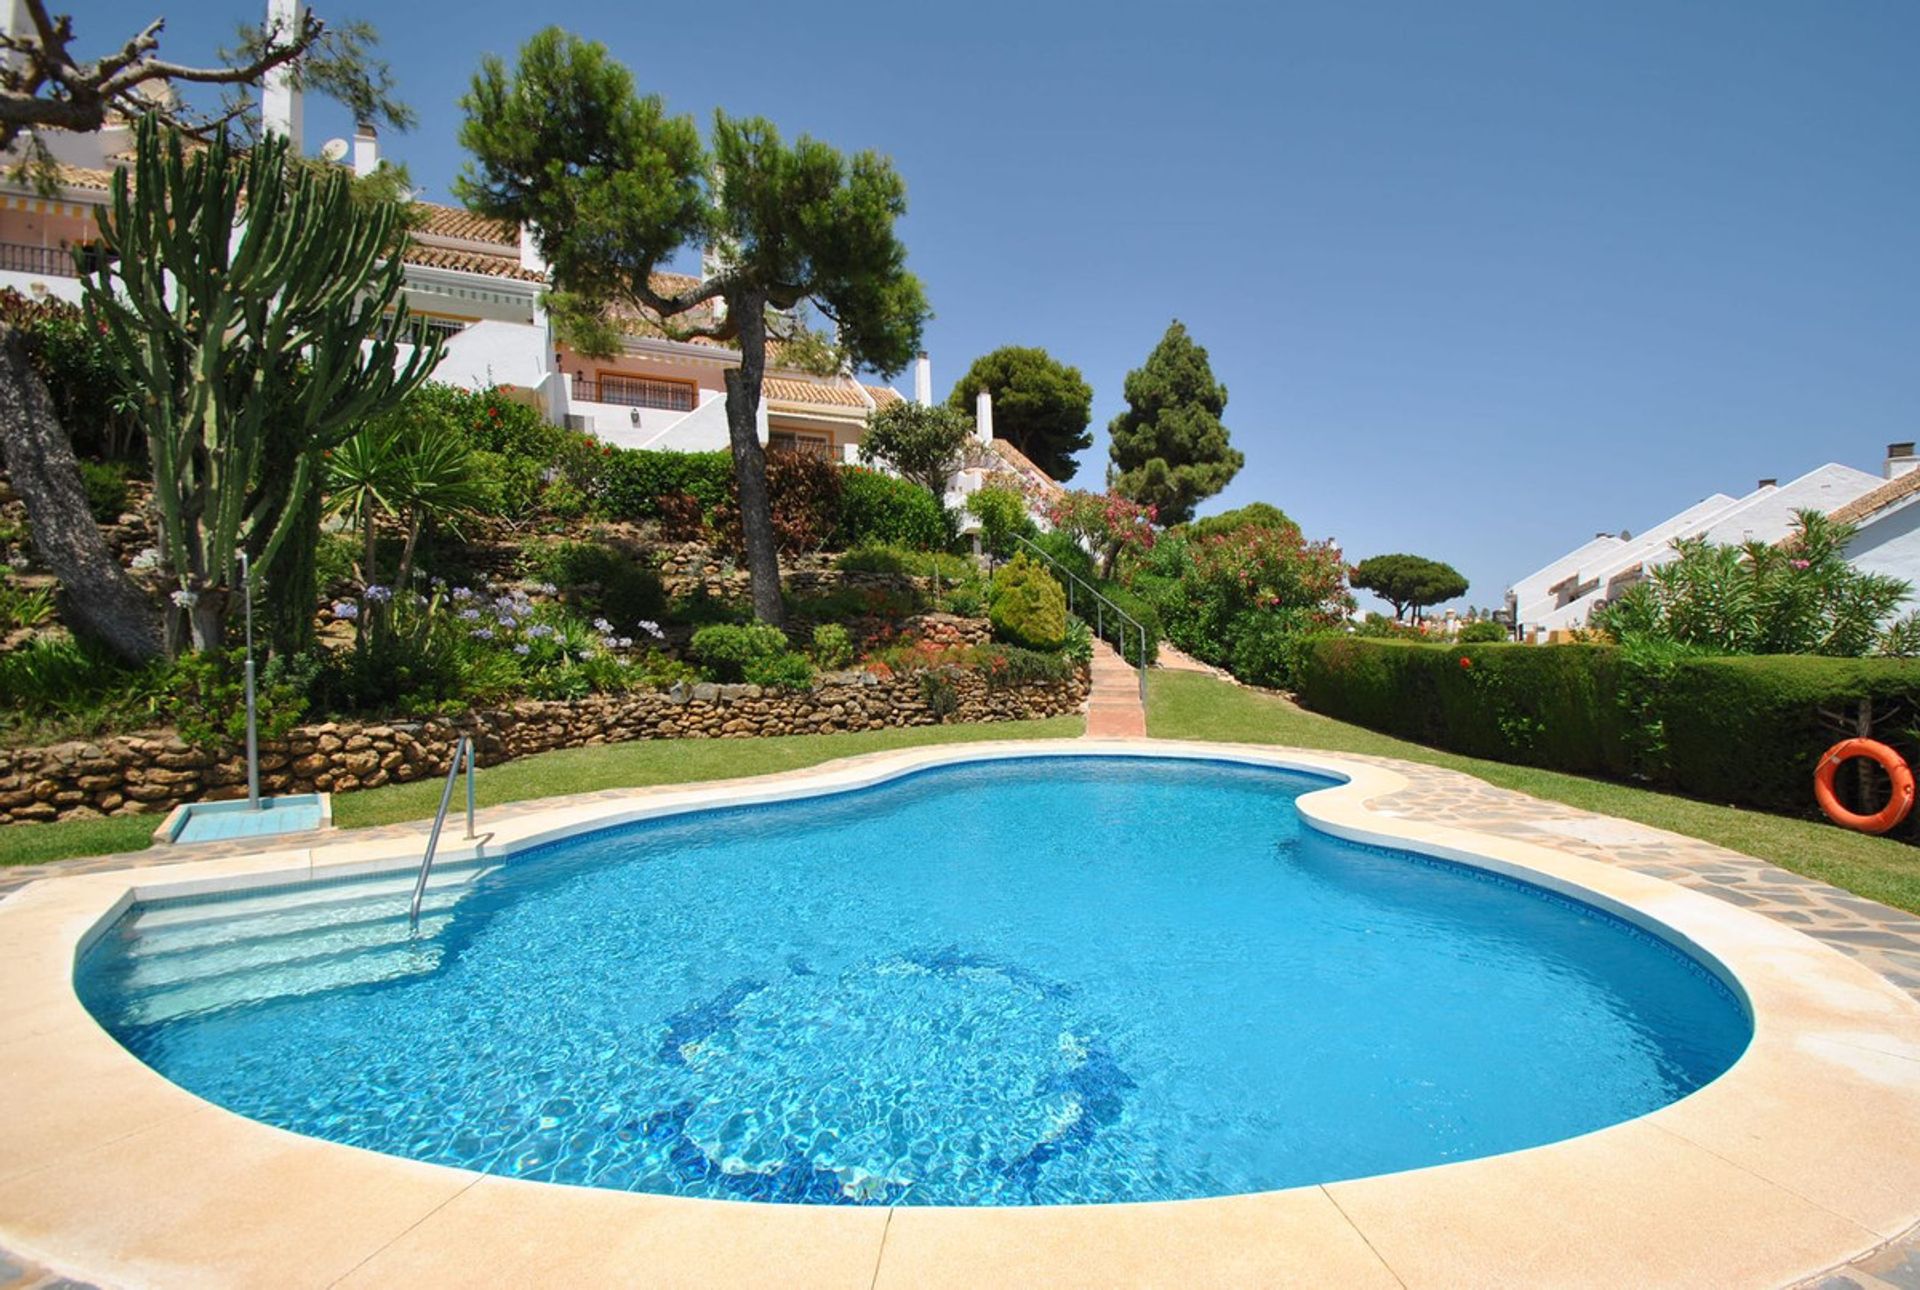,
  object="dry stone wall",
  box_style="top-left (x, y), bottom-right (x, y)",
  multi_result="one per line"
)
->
top-left (0, 667), bottom-right (1088, 826)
